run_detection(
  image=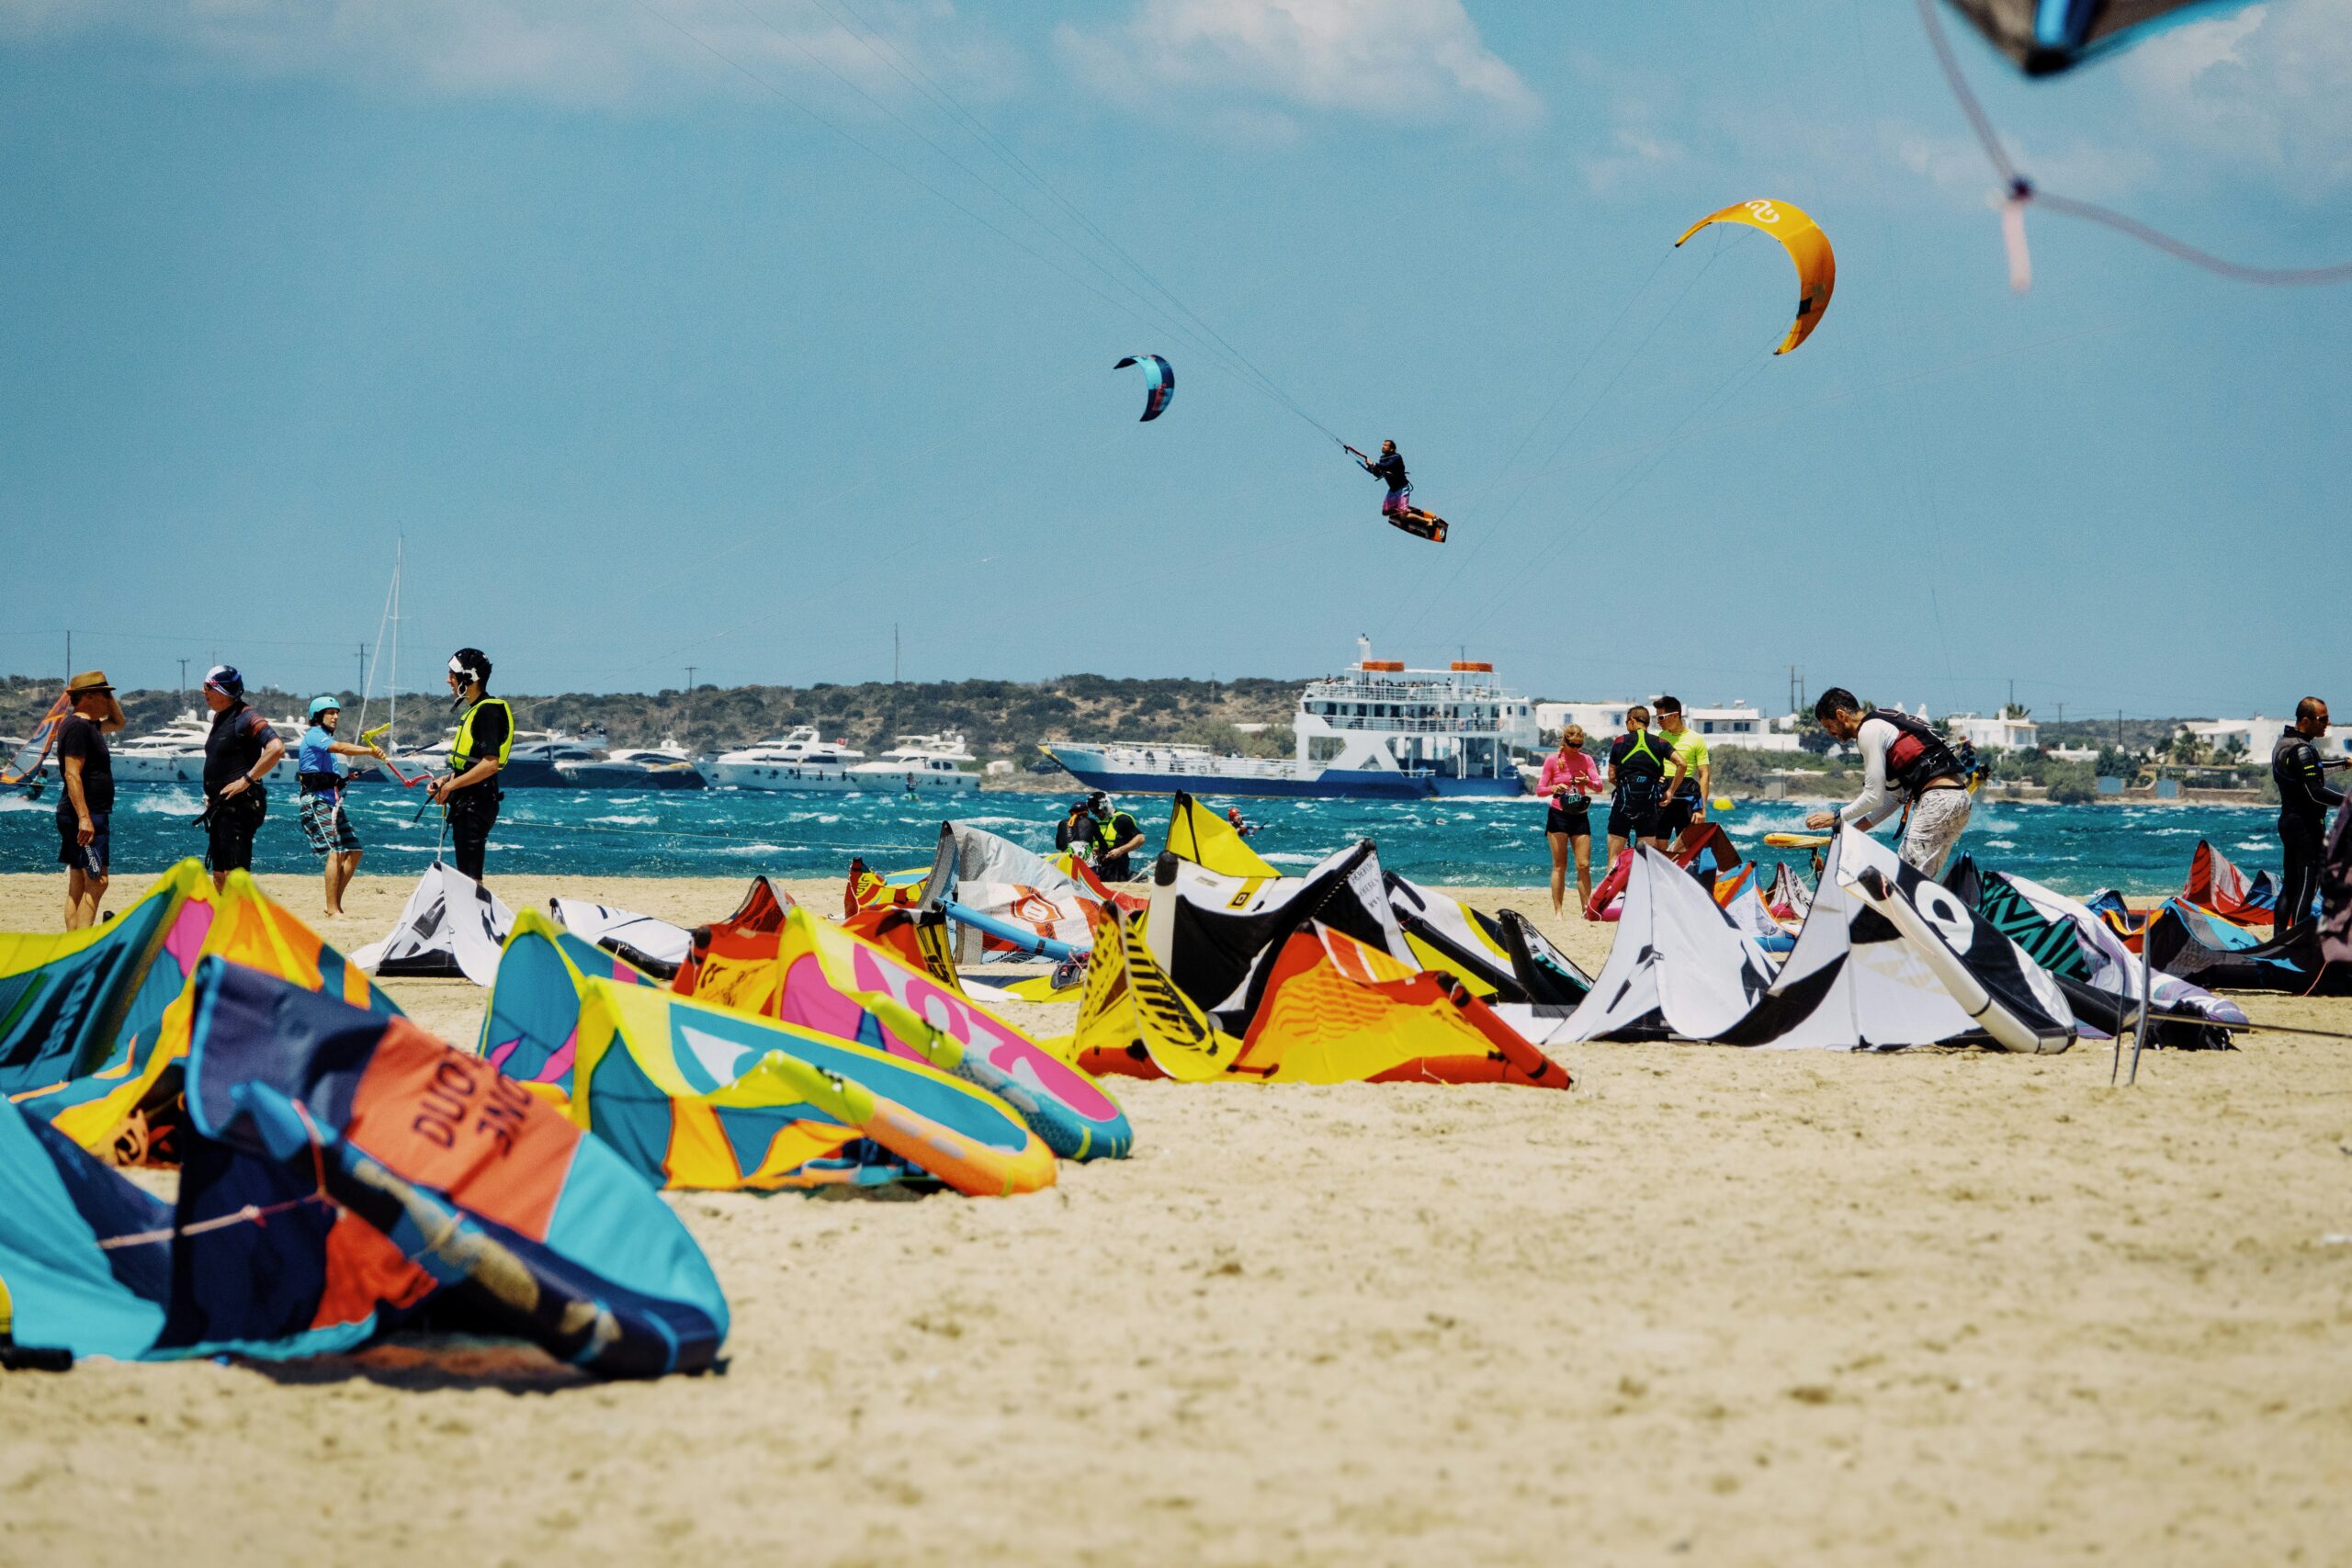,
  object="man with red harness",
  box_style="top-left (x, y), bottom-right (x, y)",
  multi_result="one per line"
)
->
top-left (1804, 688), bottom-right (1976, 876)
